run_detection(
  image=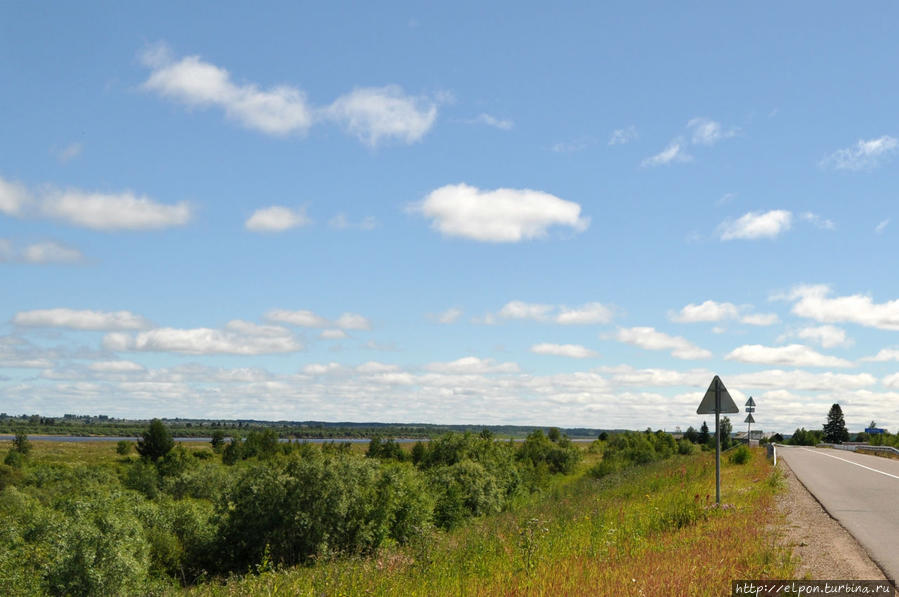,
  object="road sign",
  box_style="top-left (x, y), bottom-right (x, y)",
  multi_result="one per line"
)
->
top-left (746, 406), bottom-right (755, 413)
top-left (744, 413), bottom-right (755, 424)
top-left (696, 375), bottom-right (738, 505)
top-left (745, 396), bottom-right (756, 407)
top-left (697, 375), bottom-right (739, 414)
top-left (865, 427), bottom-right (885, 434)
